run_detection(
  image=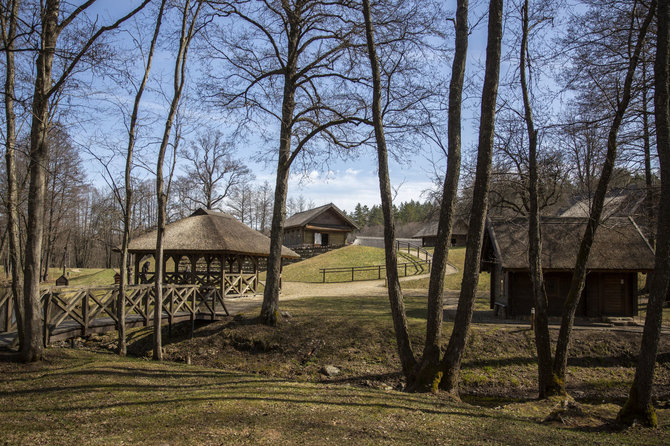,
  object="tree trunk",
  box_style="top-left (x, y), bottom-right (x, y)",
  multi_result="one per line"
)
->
top-left (118, 0), bottom-right (166, 357)
top-left (617, 0), bottom-right (669, 427)
top-left (153, 0), bottom-right (201, 360)
top-left (2, 0), bottom-right (24, 351)
top-left (412, 0), bottom-right (469, 392)
top-left (439, 0), bottom-right (503, 395)
top-left (552, 1), bottom-right (656, 388)
top-left (260, 5), bottom-right (300, 327)
top-left (362, 0), bottom-right (417, 379)
top-left (519, 0), bottom-right (563, 399)
top-left (22, 0), bottom-right (60, 363)
top-left (642, 54), bottom-right (656, 293)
